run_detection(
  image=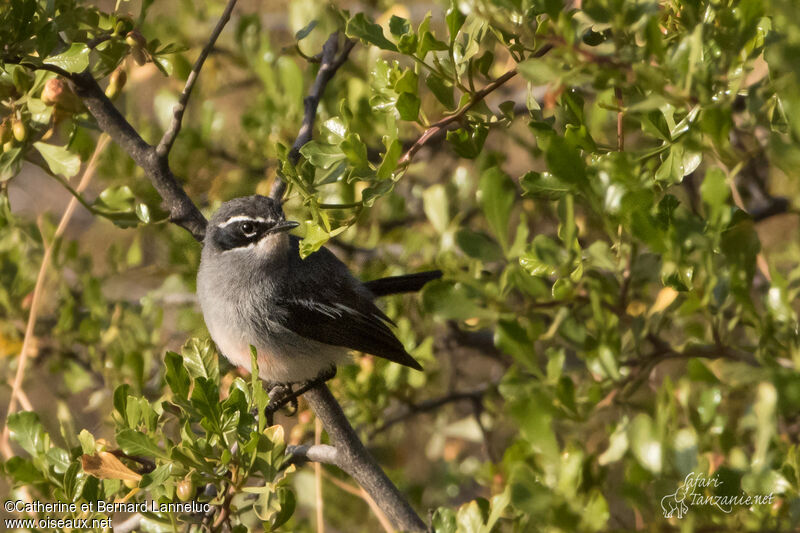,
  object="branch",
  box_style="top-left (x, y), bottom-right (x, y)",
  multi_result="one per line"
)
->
top-left (156, 0), bottom-right (239, 157)
top-left (270, 33), bottom-right (356, 201)
top-left (397, 44), bottom-right (552, 168)
top-left (303, 384), bottom-right (426, 532)
top-left (287, 443), bottom-right (340, 466)
top-left (68, 71), bottom-right (208, 240)
top-left (368, 383), bottom-right (493, 438)
top-left (397, 70), bottom-right (517, 168)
